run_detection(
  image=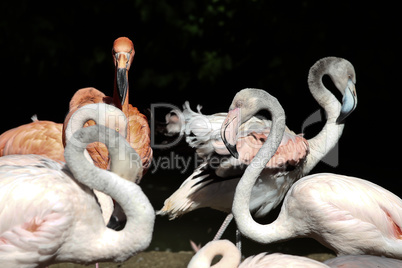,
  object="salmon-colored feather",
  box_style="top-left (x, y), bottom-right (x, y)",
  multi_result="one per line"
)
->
top-left (62, 37), bottom-right (153, 174)
top-left (0, 37), bottom-right (152, 177)
top-left (108, 37), bottom-right (152, 175)
top-left (0, 119), bottom-right (64, 162)
top-left (236, 130), bottom-right (309, 169)
top-left (61, 87), bottom-right (112, 170)
top-left (126, 105), bottom-right (152, 170)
